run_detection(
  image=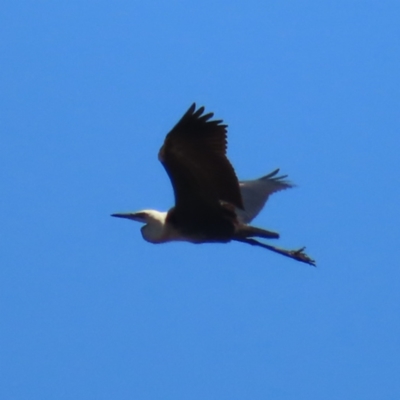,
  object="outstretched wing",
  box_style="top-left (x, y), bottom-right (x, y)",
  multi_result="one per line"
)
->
top-left (159, 103), bottom-right (244, 213)
top-left (236, 169), bottom-right (294, 223)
